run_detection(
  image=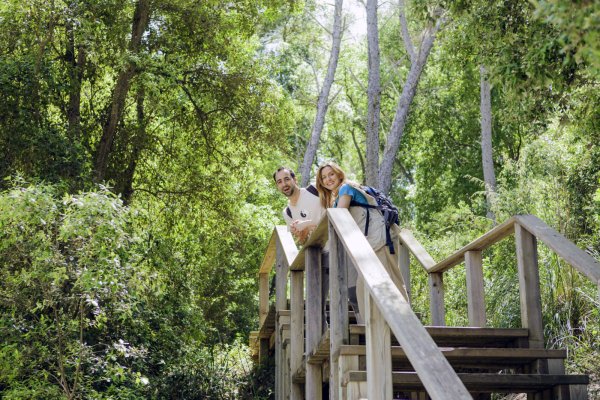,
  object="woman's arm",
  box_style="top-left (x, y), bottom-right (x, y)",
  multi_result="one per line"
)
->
top-left (336, 194), bottom-right (352, 208)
